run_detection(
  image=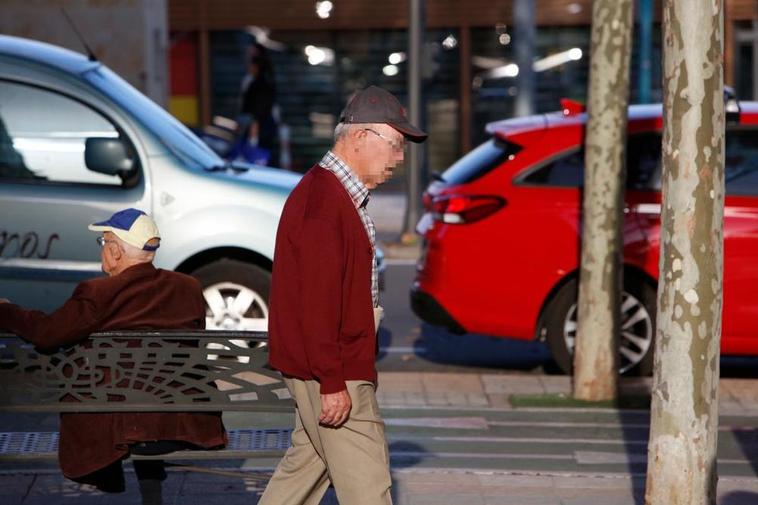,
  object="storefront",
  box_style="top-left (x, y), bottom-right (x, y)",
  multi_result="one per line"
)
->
top-left (167, 0), bottom-right (757, 172)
